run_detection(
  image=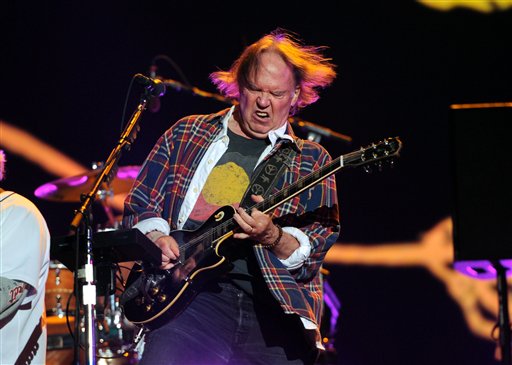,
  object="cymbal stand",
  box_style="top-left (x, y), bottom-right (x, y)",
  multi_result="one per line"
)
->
top-left (69, 79), bottom-right (165, 364)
